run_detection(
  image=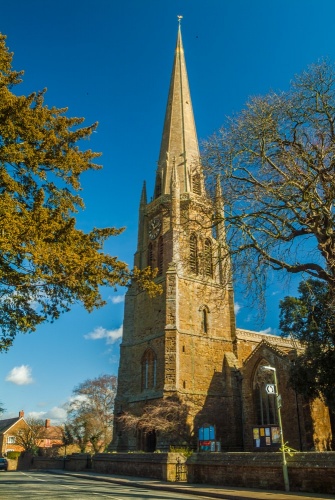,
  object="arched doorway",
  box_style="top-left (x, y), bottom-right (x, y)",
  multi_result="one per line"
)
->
top-left (137, 429), bottom-right (157, 452)
top-left (145, 430), bottom-right (156, 452)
